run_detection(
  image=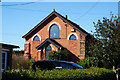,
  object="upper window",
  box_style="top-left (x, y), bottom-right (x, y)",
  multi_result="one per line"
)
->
top-left (50, 24), bottom-right (59, 38)
top-left (69, 34), bottom-right (77, 40)
top-left (33, 36), bottom-right (40, 41)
